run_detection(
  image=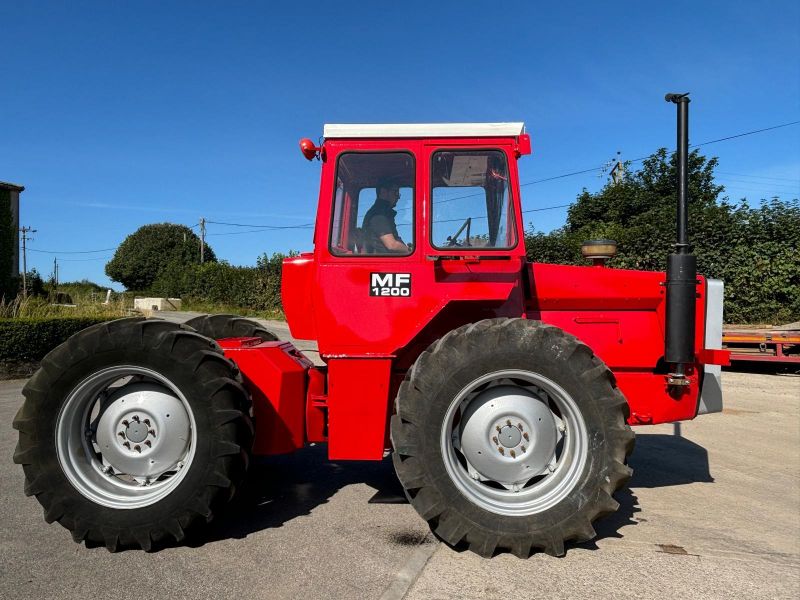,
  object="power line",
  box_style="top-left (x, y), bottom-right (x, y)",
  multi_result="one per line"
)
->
top-left (28, 247), bottom-right (116, 254)
top-left (407, 119), bottom-right (800, 213)
top-left (429, 119), bottom-right (800, 214)
top-left (719, 177), bottom-right (799, 188)
top-left (722, 187), bottom-right (799, 196)
top-left (624, 120), bottom-right (800, 166)
top-left (17, 120), bottom-right (798, 258)
top-left (432, 203), bottom-right (573, 225)
top-left (57, 255), bottom-right (114, 262)
top-left (207, 227), bottom-right (312, 236)
top-left (205, 219), bottom-right (314, 230)
top-left (692, 120), bottom-right (800, 148)
top-left (521, 167), bottom-right (606, 187)
top-left (716, 171), bottom-right (800, 183)
top-left (523, 203), bottom-right (573, 214)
